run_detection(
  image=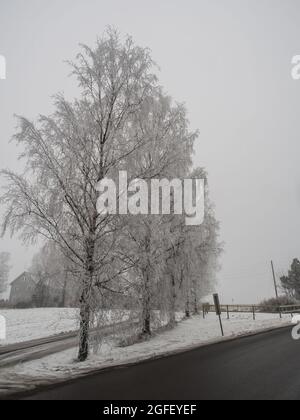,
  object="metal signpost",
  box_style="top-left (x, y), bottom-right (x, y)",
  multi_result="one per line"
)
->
top-left (213, 293), bottom-right (224, 337)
